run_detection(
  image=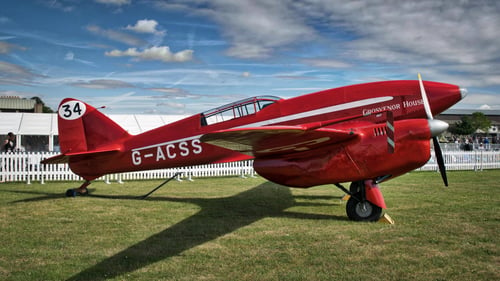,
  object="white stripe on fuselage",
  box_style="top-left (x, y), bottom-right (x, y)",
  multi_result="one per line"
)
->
top-left (241, 96), bottom-right (393, 128)
top-left (132, 96), bottom-right (394, 151)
